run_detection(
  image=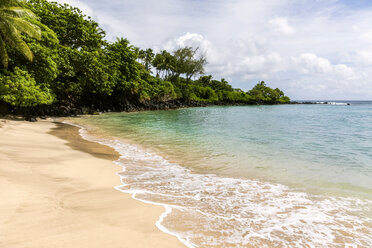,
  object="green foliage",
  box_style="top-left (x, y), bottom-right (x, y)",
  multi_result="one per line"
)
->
top-left (0, 0), bottom-right (41, 67)
top-left (106, 38), bottom-right (140, 89)
top-left (0, 67), bottom-right (54, 106)
top-left (24, 0), bottom-right (112, 107)
top-left (197, 76), bottom-right (233, 91)
top-left (172, 47), bottom-right (206, 80)
top-left (50, 47), bottom-right (114, 106)
top-left (137, 48), bottom-right (154, 71)
top-left (247, 81), bottom-right (290, 103)
top-left (0, 0), bottom-right (290, 111)
top-left (8, 19), bottom-right (60, 86)
top-left (173, 82), bottom-right (218, 102)
top-left (146, 77), bottom-right (176, 101)
top-left (217, 90), bottom-right (252, 102)
top-left (153, 47), bottom-right (206, 81)
top-left (152, 50), bottom-right (175, 79)
top-left (27, 0), bottom-right (105, 50)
